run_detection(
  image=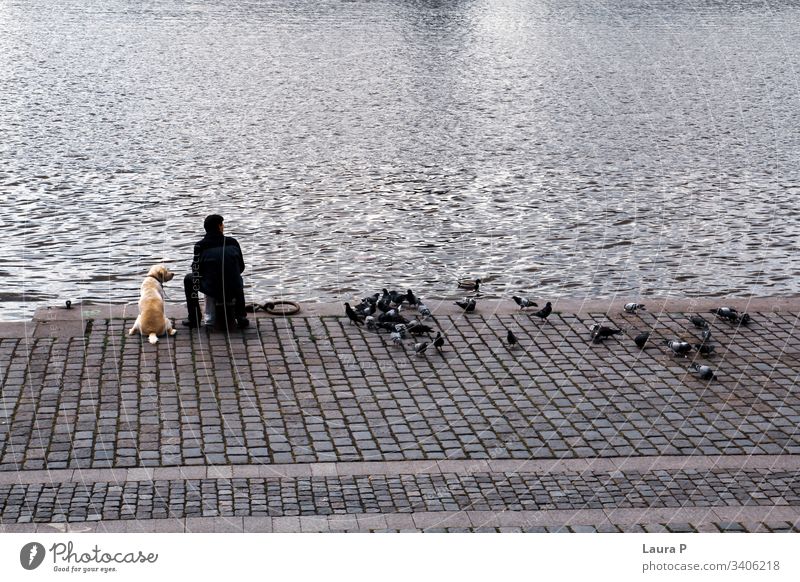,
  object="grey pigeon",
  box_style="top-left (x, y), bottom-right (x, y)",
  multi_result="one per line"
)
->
top-left (689, 363), bottom-right (716, 381)
top-left (623, 303), bottom-right (646, 314)
top-left (390, 331), bottom-right (405, 348)
top-left (512, 296), bottom-right (538, 309)
top-left (701, 327), bottom-right (712, 343)
top-left (417, 300), bottom-right (437, 322)
top-left (413, 341), bottom-right (429, 355)
top-left (666, 339), bottom-right (693, 357)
